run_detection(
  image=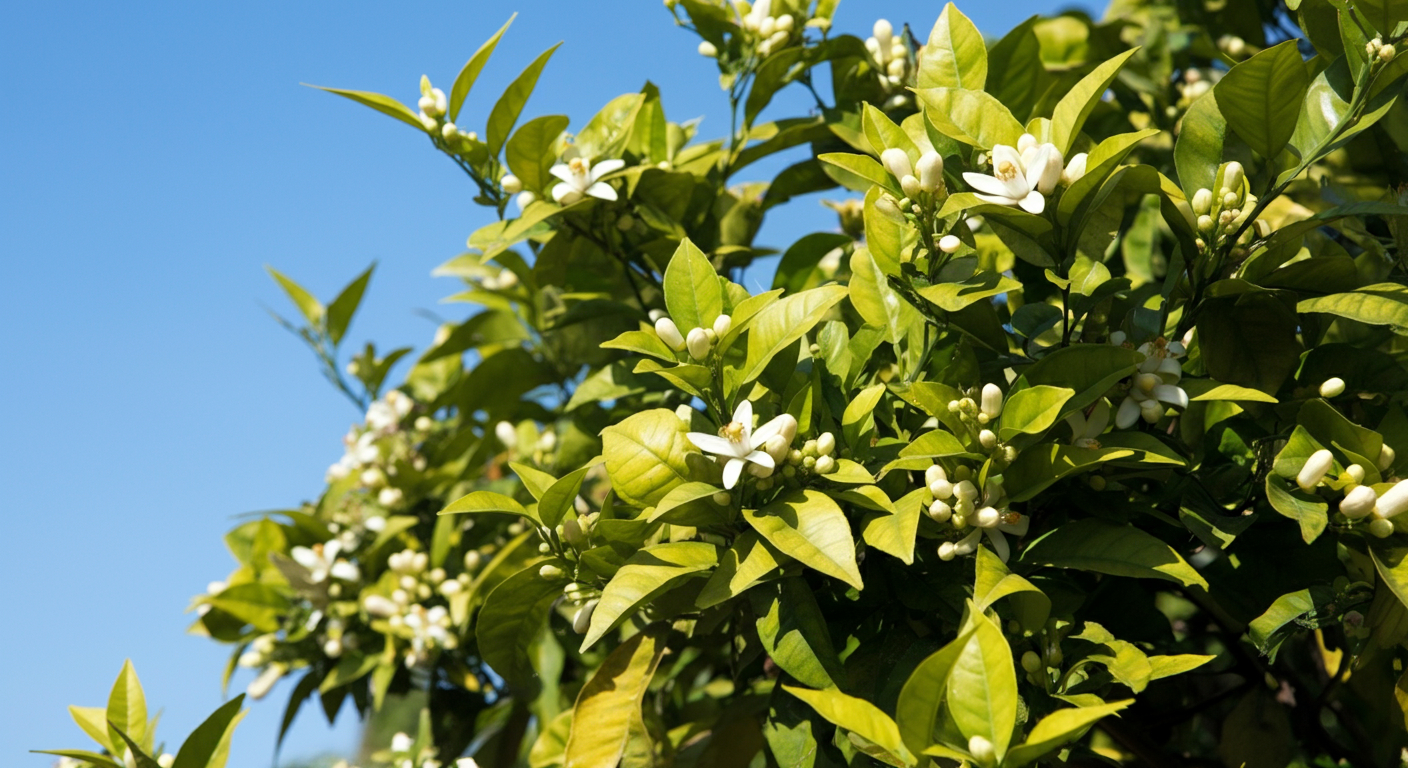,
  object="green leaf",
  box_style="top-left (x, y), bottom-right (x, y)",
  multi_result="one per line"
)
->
top-left (916, 88), bottom-right (1025, 149)
top-left (1014, 344), bottom-right (1144, 419)
top-left (998, 385), bottom-right (1074, 441)
top-left (1185, 382), bottom-right (1279, 403)
top-left (33, 751), bottom-right (123, 768)
top-left (487, 44), bottom-right (560, 155)
top-left (507, 114), bottom-right (571, 194)
top-left (664, 238), bottom-right (724, 333)
top-left (917, 3), bottom-right (987, 90)
top-left (1213, 40), bottom-right (1308, 160)
top-left (564, 626), bottom-right (667, 768)
top-left (740, 285), bottom-right (848, 384)
top-left (1173, 91), bottom-right (1226, 197)
top-left (743, 490), bottom-right (863, 590)
top-left (109, 725), bottom-right (162, 768)
top-left (917, 270), bottom-right (1021, 312)
top-left (783, 686), bottom-right (915, 767)
top-left (849, 248), bottom-right (918, 345)
top-left (842, 383), bottom-right (886, 448)
top-left (325, 264), bottom-right (373, 345)
top-left (818, 152), bottom-right (898, 196)
top-left (646, 481), bottom-right (728, 526)
top-left (895, 626), bottom-right (976, 756)
top-left (106, 660), bottom-right (147, 754)
top-left (1021, 518), bottom-right (1209, 588)
top-left (1298, 283), bottom-right (1408, 334)
top-left (1197, 292), bottom-right (1302, 395)
top-left (69, 706), bottom-right (115, 754)
top-left (575, 93), bottom-right (645, 161)
top-left (450, 15), bottom-right (516, 121)
top-left (479, 565), bottom-right (563, 691)
top-left (1148, 654), bottom-right (1216, 680)
top-left (973, 546), bottom-right (1051, 631)
top-left (539, 463), bottom-right (597, 528)
top-left (602, 327), bottom-right (677, 362)
top-left (947, 611), bottom-right (1020, 762)
top-left (171, 695), bottom-right (246, 768)
top-left (581, 542), bottom-right (718, 650)
top-left (266, 266), bottom-right (323, 326)
top-left (752, 578), bottom-right (847, 690)
top-left (307, 85), bottom-right (426, 132)
top-left (1355, 0), bottom-right (1408, 34)
top-left (697, 531), bottom-right (784, 608)
top-left (1004, 701), bottom-right (1132, 767)
top-left (1051, 49), bottom-right (1139, 155)
top-left (318, 651), bottom-right (379, 693)
top-left (1247, 586), bottom-right (1337, 659)
top-left (602, 409), bottom-right (696, 508)
top-left (861, 488), bottom-right (923, 565)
